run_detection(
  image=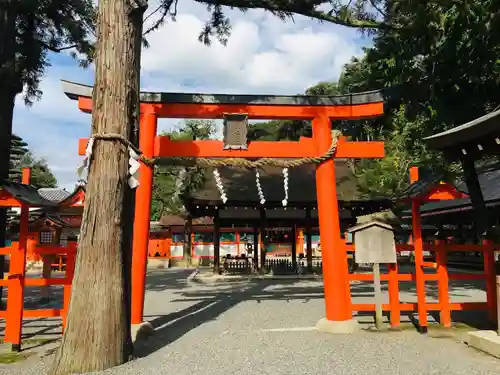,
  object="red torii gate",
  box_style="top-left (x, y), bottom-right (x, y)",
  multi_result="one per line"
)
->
top-left (63, 80), bottom-right (385, 333)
